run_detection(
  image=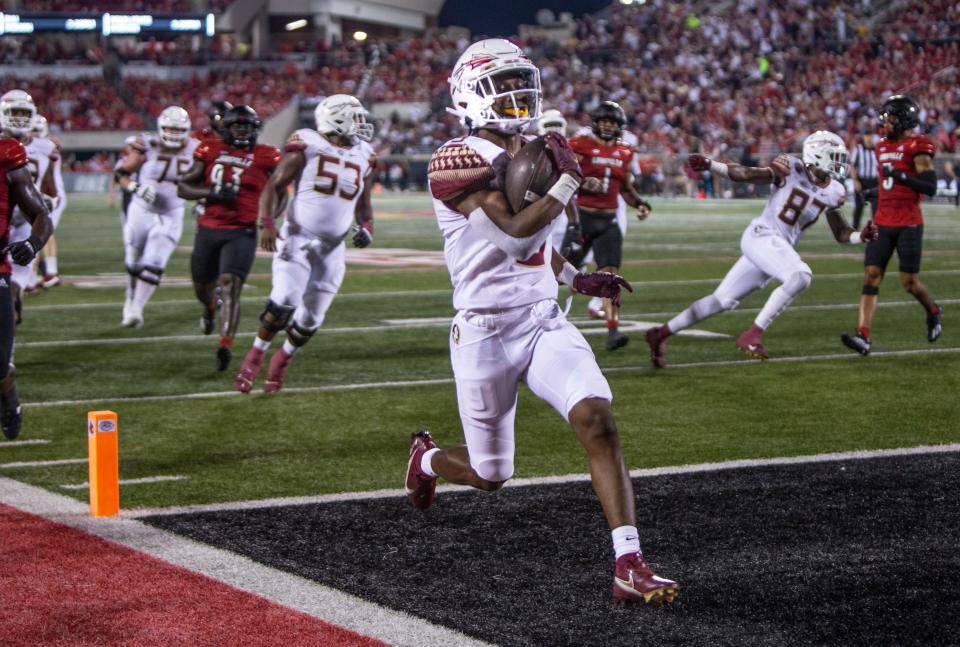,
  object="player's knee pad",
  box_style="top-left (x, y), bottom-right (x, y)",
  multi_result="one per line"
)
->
top-left (259, 300), bottom-right (295, 334)
top-left (783, 270), bottom-right (812, 297)
top-left (287, 320), bottom-right (317, 347)
top-left (473, 457), bottom-right (513, 485)
top-left (138, 265), bottom-right (163, 286)
top-left (861, 284), bottom-right (879, 296)
top-left (125, 264), bottom-right (141, 278)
